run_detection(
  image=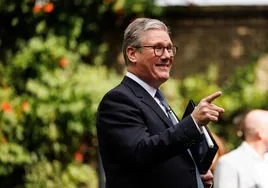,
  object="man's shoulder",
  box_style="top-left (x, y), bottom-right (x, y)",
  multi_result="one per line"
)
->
top-left (109, 79), bottom-right (137, 95)
top-left (218, 145), bottom-right (244, 164)
top-left (100, 79), bottom-right (141, 103)
top-left (106, 77), bottom-right (147, 98)
top-left (102, 82), bottom-right (129, 99)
